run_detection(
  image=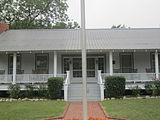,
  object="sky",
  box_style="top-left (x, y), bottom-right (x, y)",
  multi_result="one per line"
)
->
top-left (67, 0), bottom-right (160, 29)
